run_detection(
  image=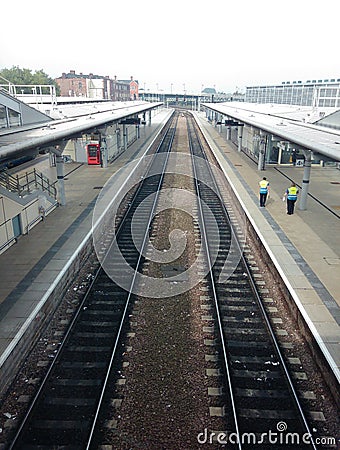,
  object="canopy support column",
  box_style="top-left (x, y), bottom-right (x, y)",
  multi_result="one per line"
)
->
top-left (298, 150), bottom-right (312, 210)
